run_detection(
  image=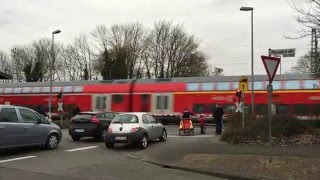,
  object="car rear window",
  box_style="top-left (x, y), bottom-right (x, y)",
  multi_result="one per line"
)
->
top-left (111, 114), bottom-right (139, 124)
top-left (73, 114), bottom-right (95, 120)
